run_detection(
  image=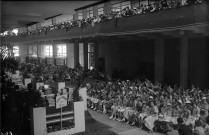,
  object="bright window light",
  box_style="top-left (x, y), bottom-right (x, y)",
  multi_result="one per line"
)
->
top-left (12, 28), bottom-right (19, 35)
top-left (13, 46), bottom-right (19, 57)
